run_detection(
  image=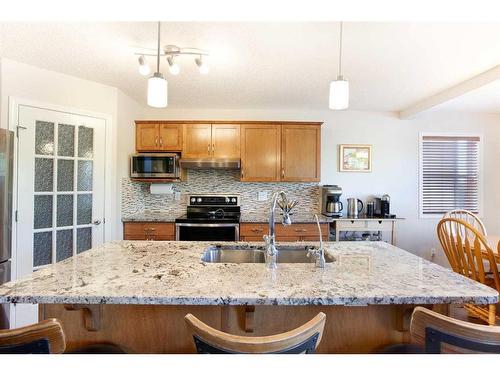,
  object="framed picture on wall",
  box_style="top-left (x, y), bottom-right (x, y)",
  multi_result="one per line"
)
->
top-left (339, 144), bottom-right (372, 172)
